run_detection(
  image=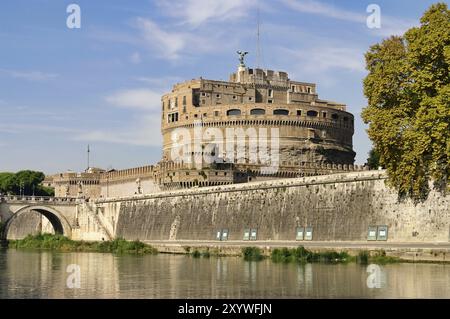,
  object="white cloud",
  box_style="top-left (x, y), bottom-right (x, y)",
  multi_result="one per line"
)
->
top-left (156, 0), bottom-right (258, 28)
top-left (135, 18), bottom-right (186, 60)
top-left (282, 46), bottom-right (366, 74)
top-left (0, 123), bottom-right (79, 134)
top-left (74, 115), bottom-right (162, 147)
top-left (281, 0), bottom-right (364, 23)
top-left (0, 69), bottom-right (59, 81)
top-left (105, 88), bottom-right (162, 110)
top-left (129, 52), bottom-right (142, 64)
top-left (134, 76), bottom-right (184, 89)
top-left (81, 88), bottom-right (164, 146)
top-left (281, 0), bottom-right (417, 37)
top-left (135, 17), bottom-right (220, 60)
